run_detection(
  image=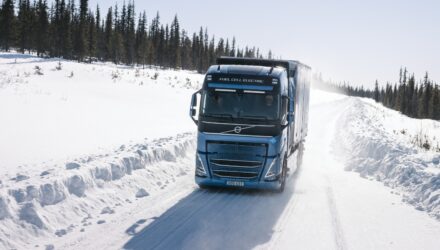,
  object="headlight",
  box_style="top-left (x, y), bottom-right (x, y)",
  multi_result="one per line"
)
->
top-left (264, 158), bottom-right (279, 181)
top-left (195, 153), bottom-right (208, 177)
